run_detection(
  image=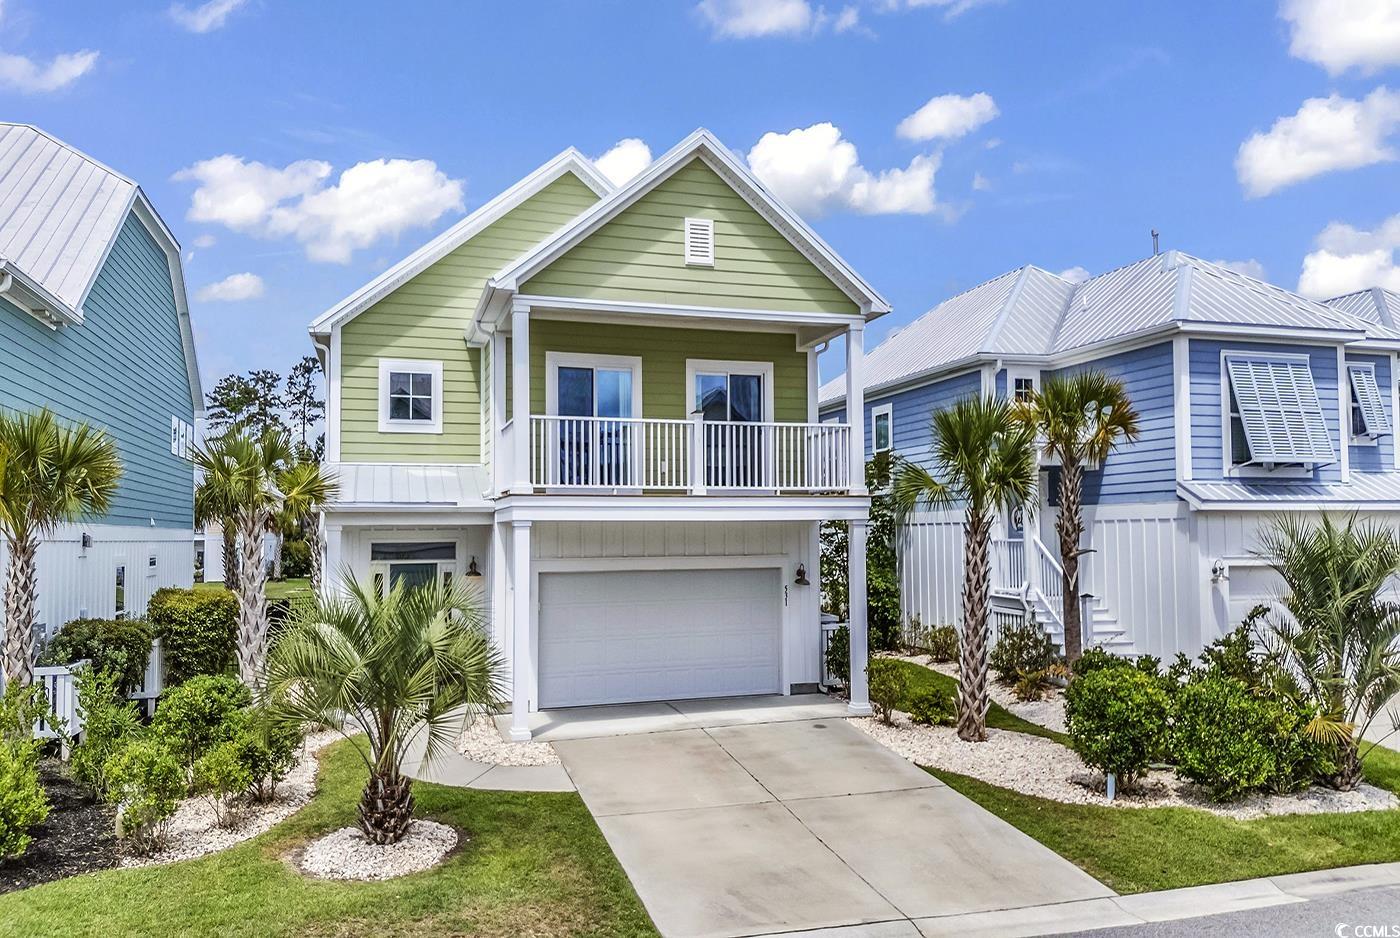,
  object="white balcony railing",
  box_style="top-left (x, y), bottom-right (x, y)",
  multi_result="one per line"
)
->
top-left (527, 415), bottom-right (852, 493)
